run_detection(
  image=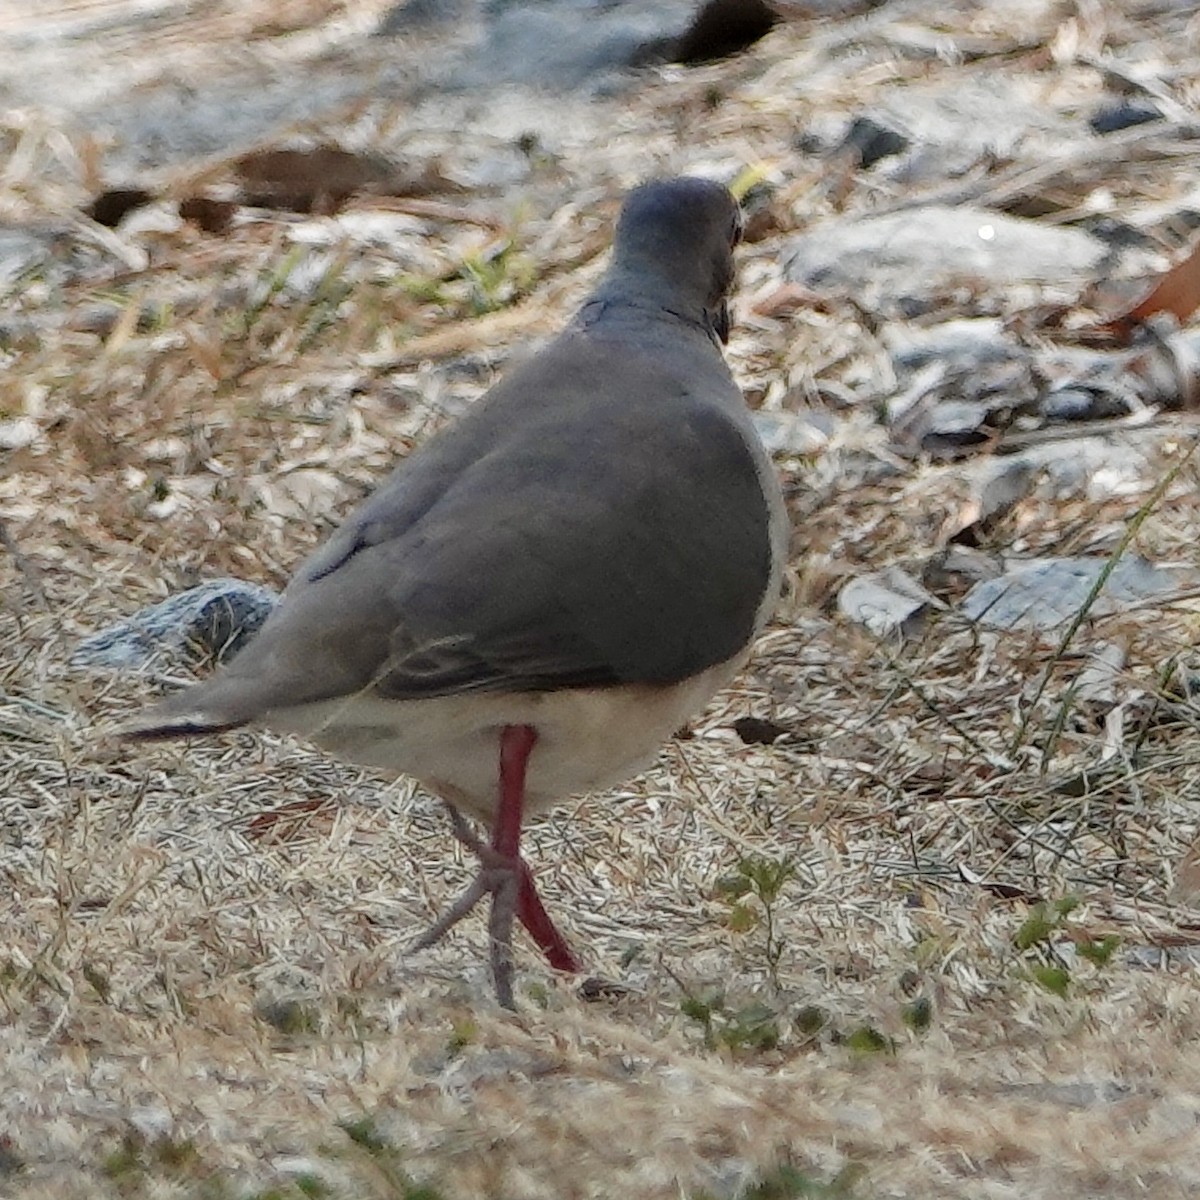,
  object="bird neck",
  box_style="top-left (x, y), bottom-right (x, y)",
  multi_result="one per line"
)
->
top-left (577, 271), bottom-right (724, 348)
